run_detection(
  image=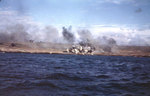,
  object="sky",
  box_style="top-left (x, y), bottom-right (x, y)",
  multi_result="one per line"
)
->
top-left (0, 0), bottom-right (150, 45)
top-left (0, 0), bottom-right (150, 26)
